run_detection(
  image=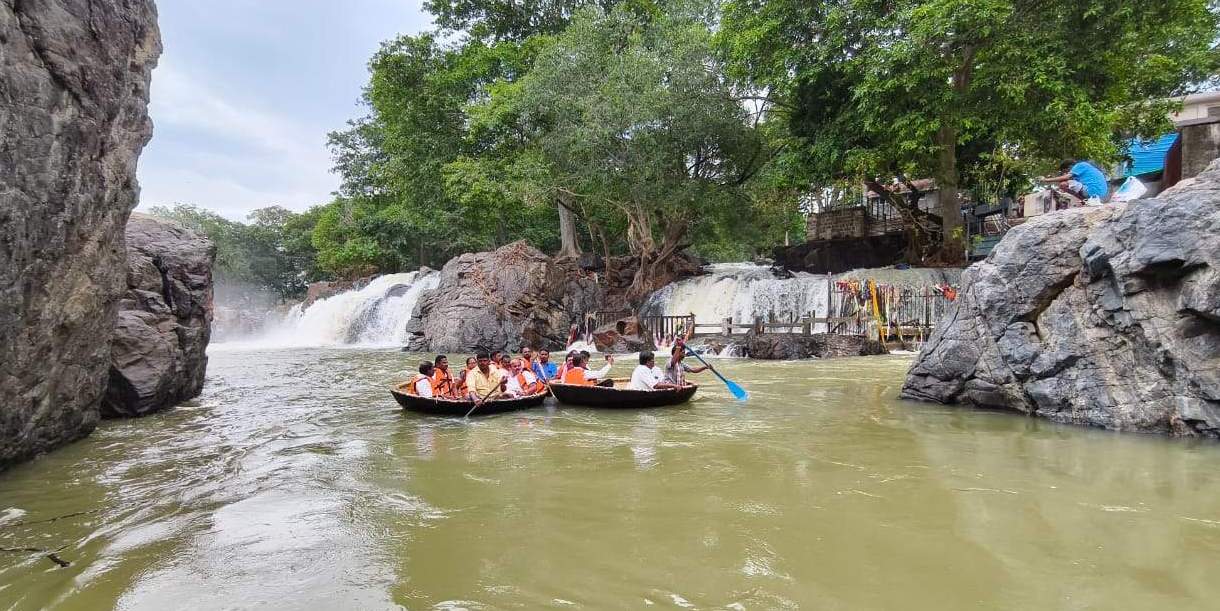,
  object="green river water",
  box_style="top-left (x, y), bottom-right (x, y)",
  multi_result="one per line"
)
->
top-left (2, 348), bottom-right (1220, 610)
